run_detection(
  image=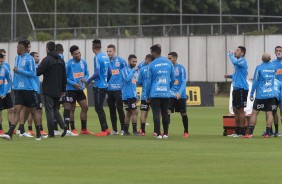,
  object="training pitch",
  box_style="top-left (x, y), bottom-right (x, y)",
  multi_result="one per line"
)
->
top-left (0, 96), bottom-right (281, 184)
